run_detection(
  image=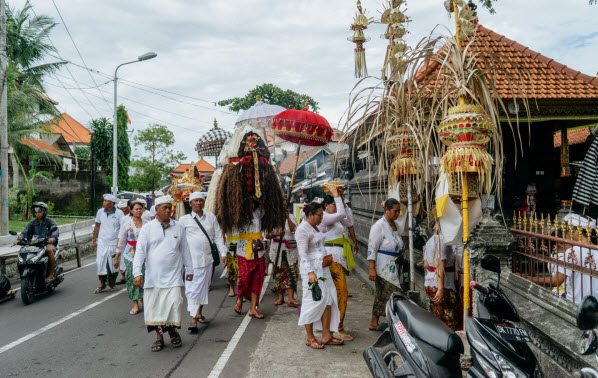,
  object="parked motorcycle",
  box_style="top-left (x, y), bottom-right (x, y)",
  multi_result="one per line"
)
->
top-left (363, 254), bottom-right (542, 377)
top-left (9, 228), bottom-right (64, 305)
top-left (572, 295), bottom-right (598, 378)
